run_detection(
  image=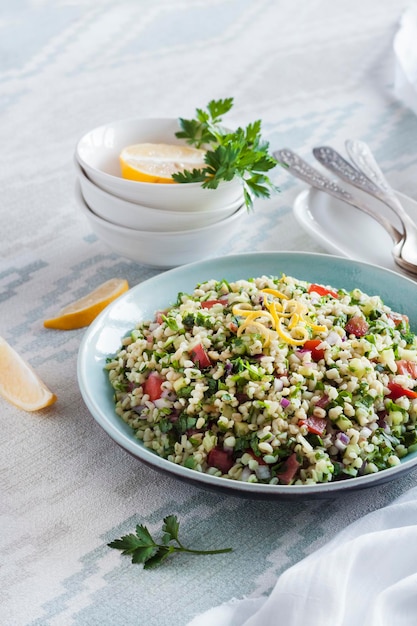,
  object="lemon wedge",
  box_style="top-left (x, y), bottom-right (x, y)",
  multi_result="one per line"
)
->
top-left (44, 278), bottom-right (129, 330)
top-left (0, 336), bottom-right (57, 411)
top-left (119, 143), bottom-right (206, 183)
